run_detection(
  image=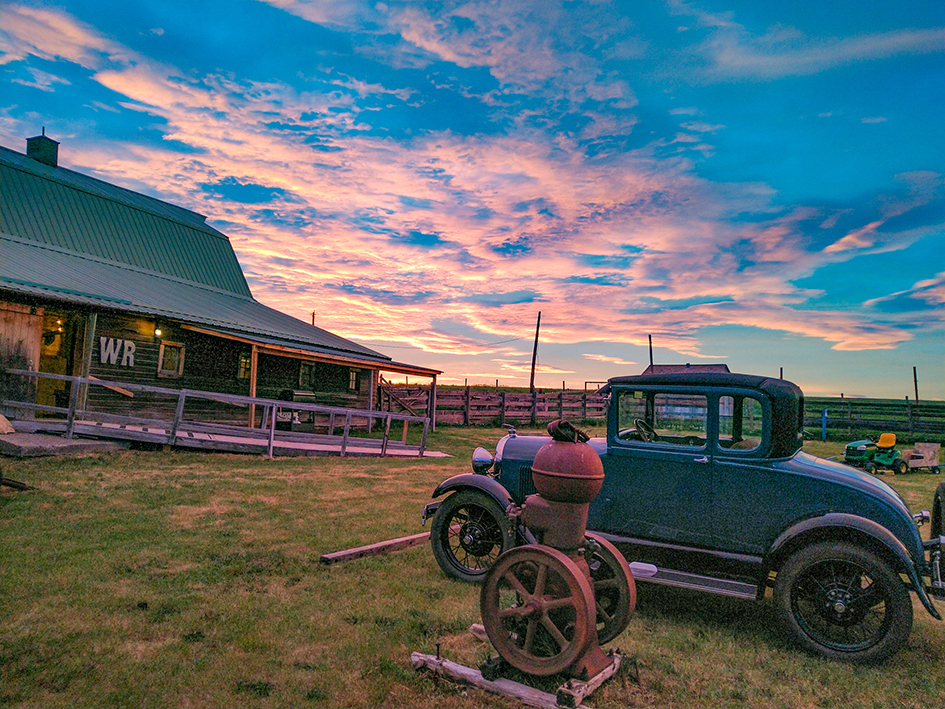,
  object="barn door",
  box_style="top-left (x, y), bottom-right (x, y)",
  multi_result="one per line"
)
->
top-left (0, 302), bottom-right (42, 418)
